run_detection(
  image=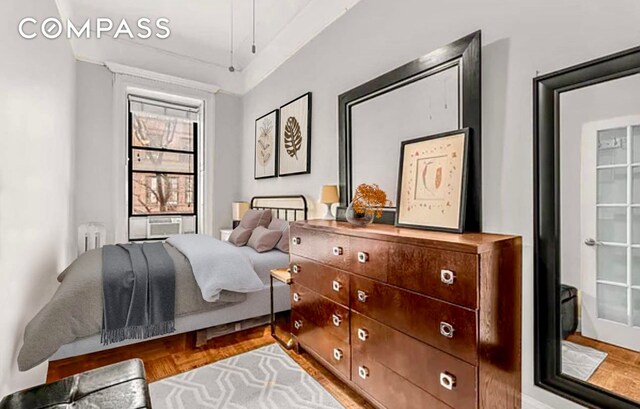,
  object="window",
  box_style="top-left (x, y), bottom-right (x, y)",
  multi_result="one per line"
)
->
top-left (128, 95), bottom-right (199, 240)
